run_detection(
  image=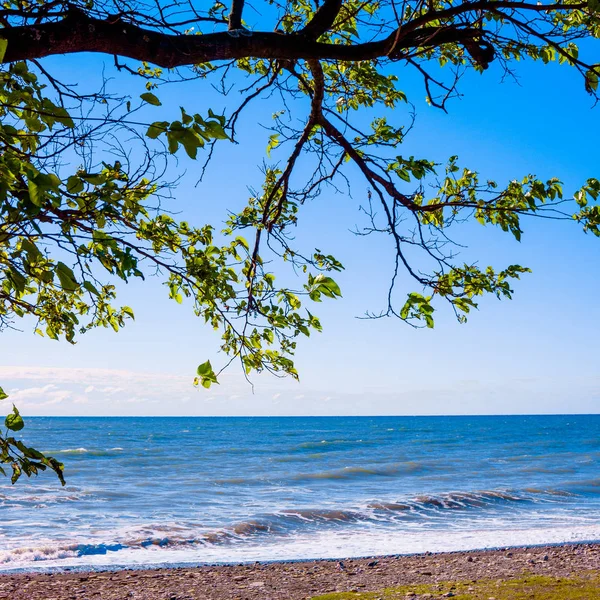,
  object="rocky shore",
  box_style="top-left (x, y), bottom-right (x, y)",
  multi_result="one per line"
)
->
top-left (1, 543), bottom-right (599, 600)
